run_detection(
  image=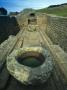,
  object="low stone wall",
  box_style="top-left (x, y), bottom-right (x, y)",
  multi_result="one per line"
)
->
top-left (0, 16), bottom-right (20, 43)
top-left (46, 15), bottom-right (67, 52)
